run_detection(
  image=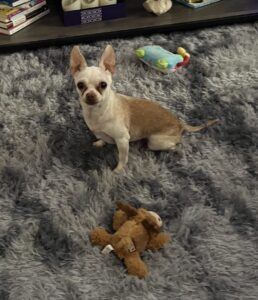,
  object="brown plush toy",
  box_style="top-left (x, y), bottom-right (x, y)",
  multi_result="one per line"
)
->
top-left (90, 202), bottom-right (170, 278)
